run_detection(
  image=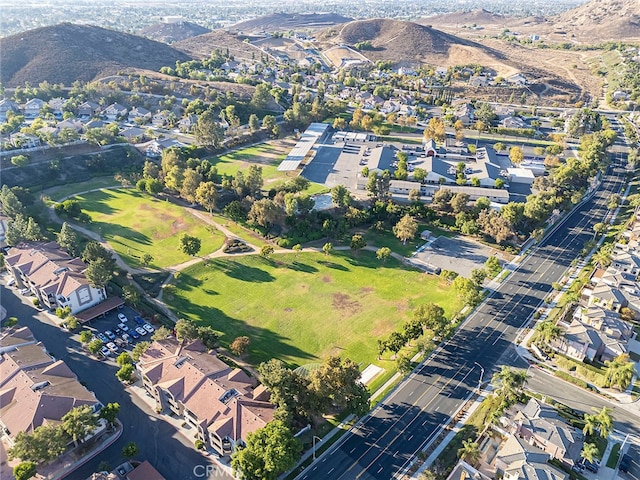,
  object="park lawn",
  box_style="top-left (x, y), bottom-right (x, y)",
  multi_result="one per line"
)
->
top-left (209, 141), bottom-right (328, 194)
top-left (74, 188), bottom-right (225, 268)
top-left (164, 250), bottom-right (463, 368)
top-left (211, 214), bottom-right (272, 248)
top-left (43, 176), bottom-right (122, 202)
